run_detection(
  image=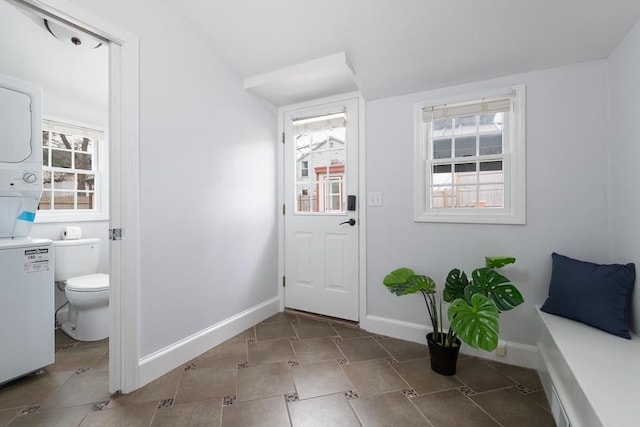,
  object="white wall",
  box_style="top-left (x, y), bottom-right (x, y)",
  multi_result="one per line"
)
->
top-left (366, 60), bottom-right (611, 346)
top-left (608, 20), bottom-right (640, 335)
top-left (71, 1), bottom-right (278, 357)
